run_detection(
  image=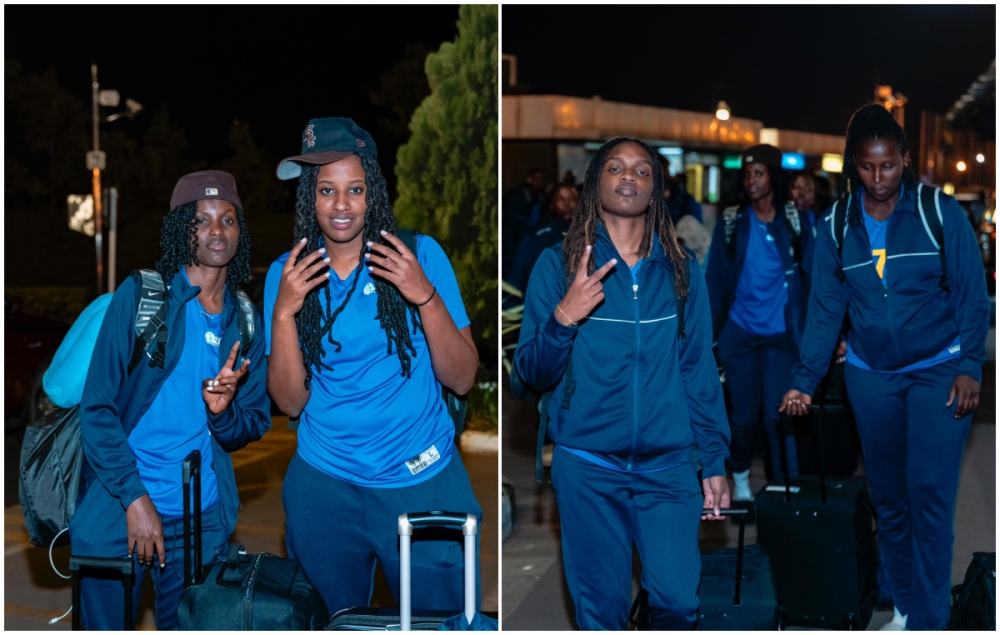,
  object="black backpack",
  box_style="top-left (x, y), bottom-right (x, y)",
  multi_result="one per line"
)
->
top-left (396, 229), bottom-right (469, 438)
top-left (950, 552), bottom-right (996, 630)
top-left (509, 251), bottom-right (692, 483)
top-left (18, 271), bottom-right (256, 548)
top-left (721, 202), bottom-right (803, 264)
top-left (830, 184), bottom-right (949, 292)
